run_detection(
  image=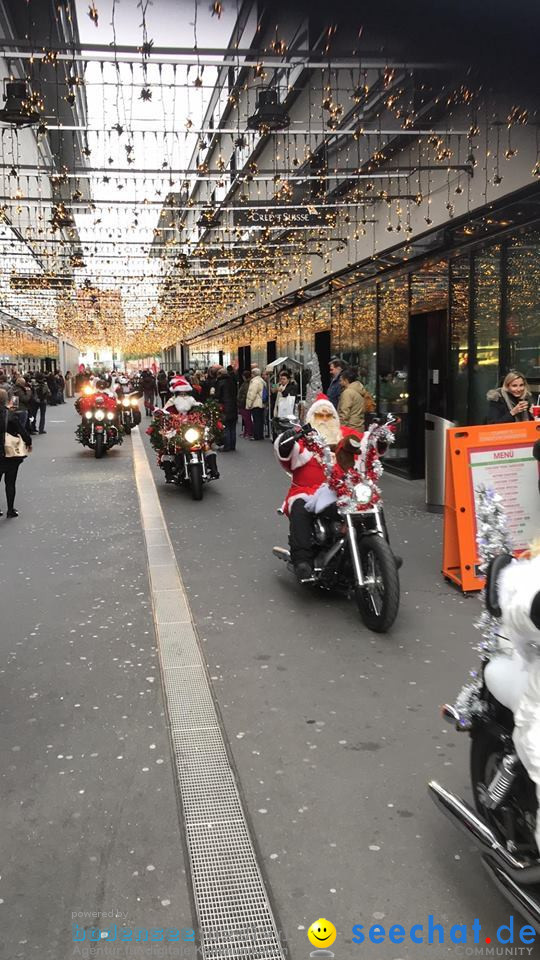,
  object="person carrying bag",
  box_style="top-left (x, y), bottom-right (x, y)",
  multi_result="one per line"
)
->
top-left (0, 389), bottom-right (32, 518)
